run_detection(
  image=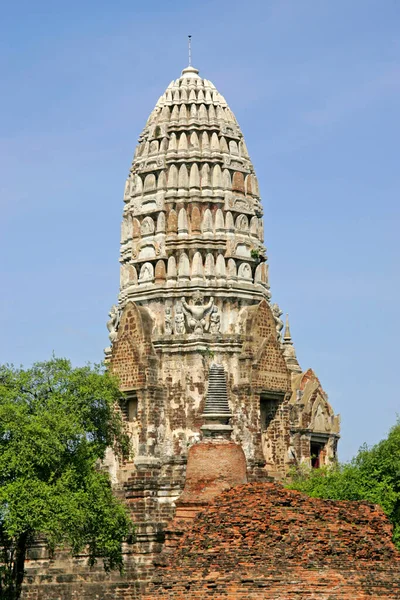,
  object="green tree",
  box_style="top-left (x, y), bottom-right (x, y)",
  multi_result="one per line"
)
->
top-left (0, 358), bottom-right (133, 600)
top-left (288, 420), bottom-right (400, 549)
